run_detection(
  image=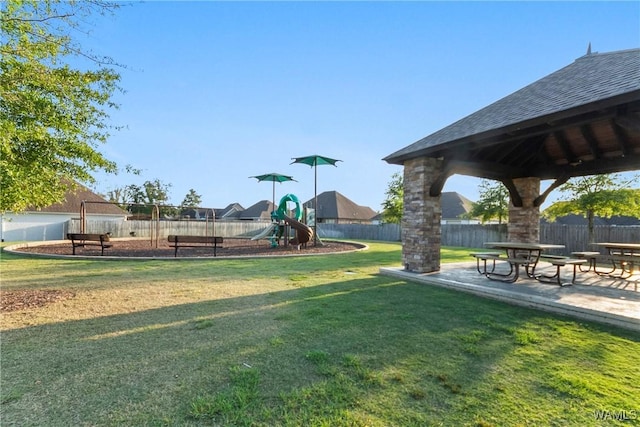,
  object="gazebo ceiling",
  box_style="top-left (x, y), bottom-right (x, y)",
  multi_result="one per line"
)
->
top-left (424, 92), bottom-right (639, 181)
top-left (384, 48), bottom-right (640, 202)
